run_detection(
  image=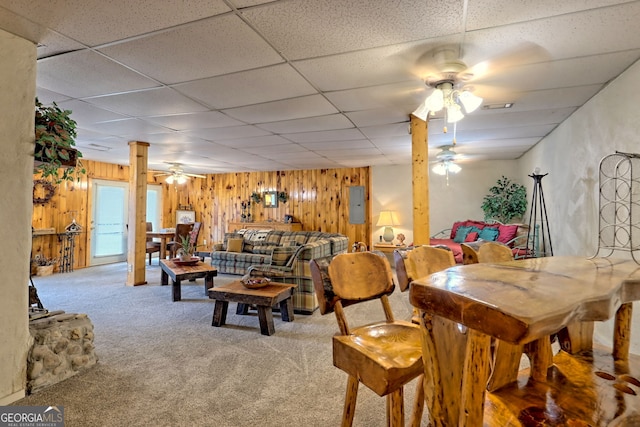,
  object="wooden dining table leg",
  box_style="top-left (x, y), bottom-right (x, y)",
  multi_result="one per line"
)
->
top-left (459, 329), bottom-right (492, 426)
top-left (614, 302), bottom-right (633, 361)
